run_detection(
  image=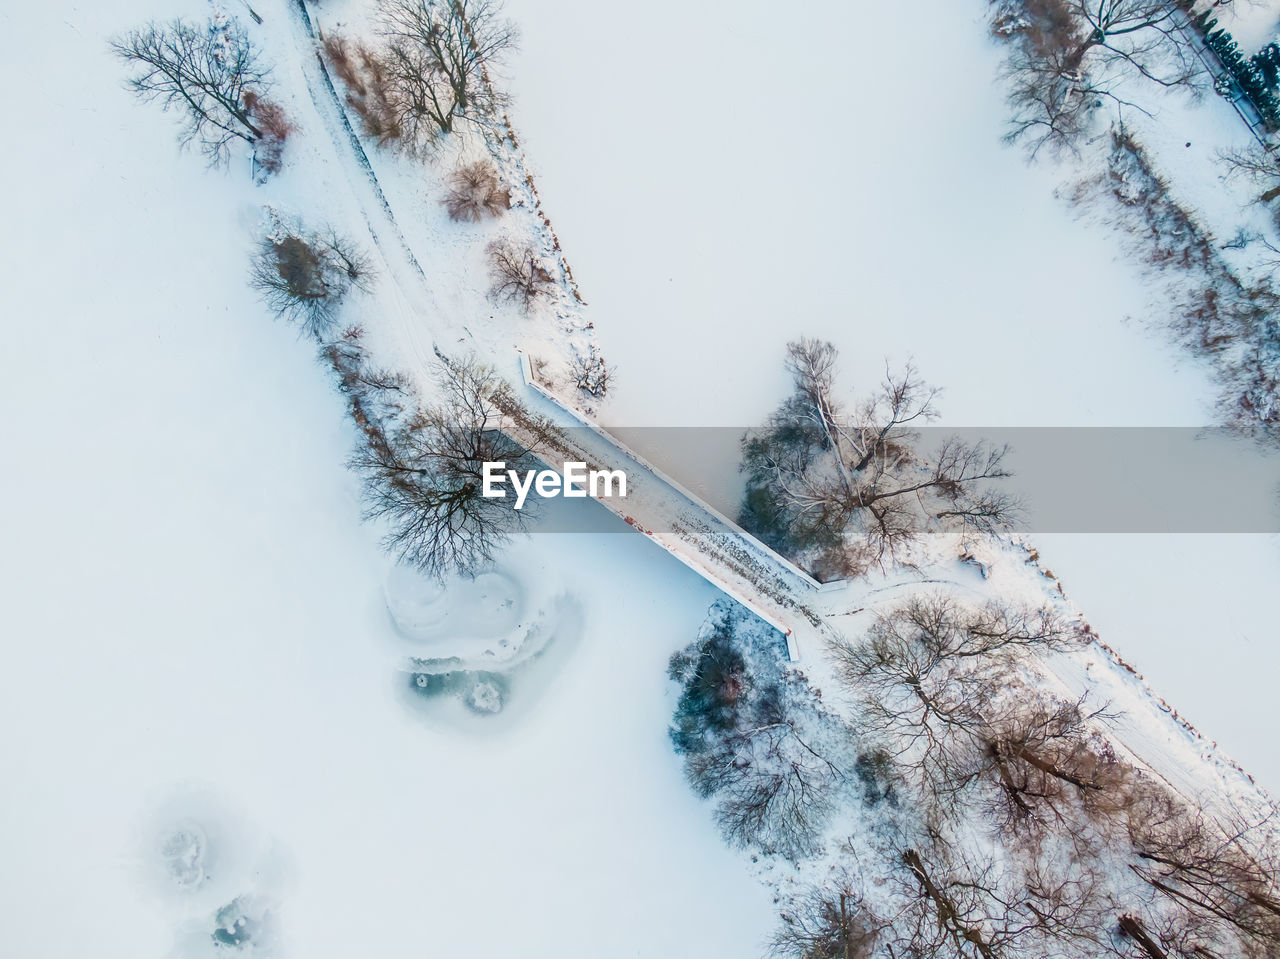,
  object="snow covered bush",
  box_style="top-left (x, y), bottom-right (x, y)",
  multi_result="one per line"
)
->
top-left (443, 160), bottom-right (510, 222)
top-left (1198, 15), bottom-right (1280, 131)
top-left (250, 218), bottom-right (373, 340)
top-left (242, 91), bottom-right (292, 178)
top-left (486, 239), bottom-right (554, 311)
top-left (320, 327), bottom-right (414, 444)
top-left (669, 600), bottom-right (849, 860)
top-left (111, 16), bottom-right (287, 169)
top-left (161, 825), bottom-right (209, 891)
top-left (571, 346), bottom-right (614, 398)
